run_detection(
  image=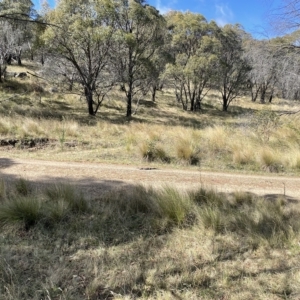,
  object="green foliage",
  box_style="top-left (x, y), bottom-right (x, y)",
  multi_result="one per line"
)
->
top-left (165, 11), bottom-right (219, 111)
top-left (214, 24), bottom-right (251, 111)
